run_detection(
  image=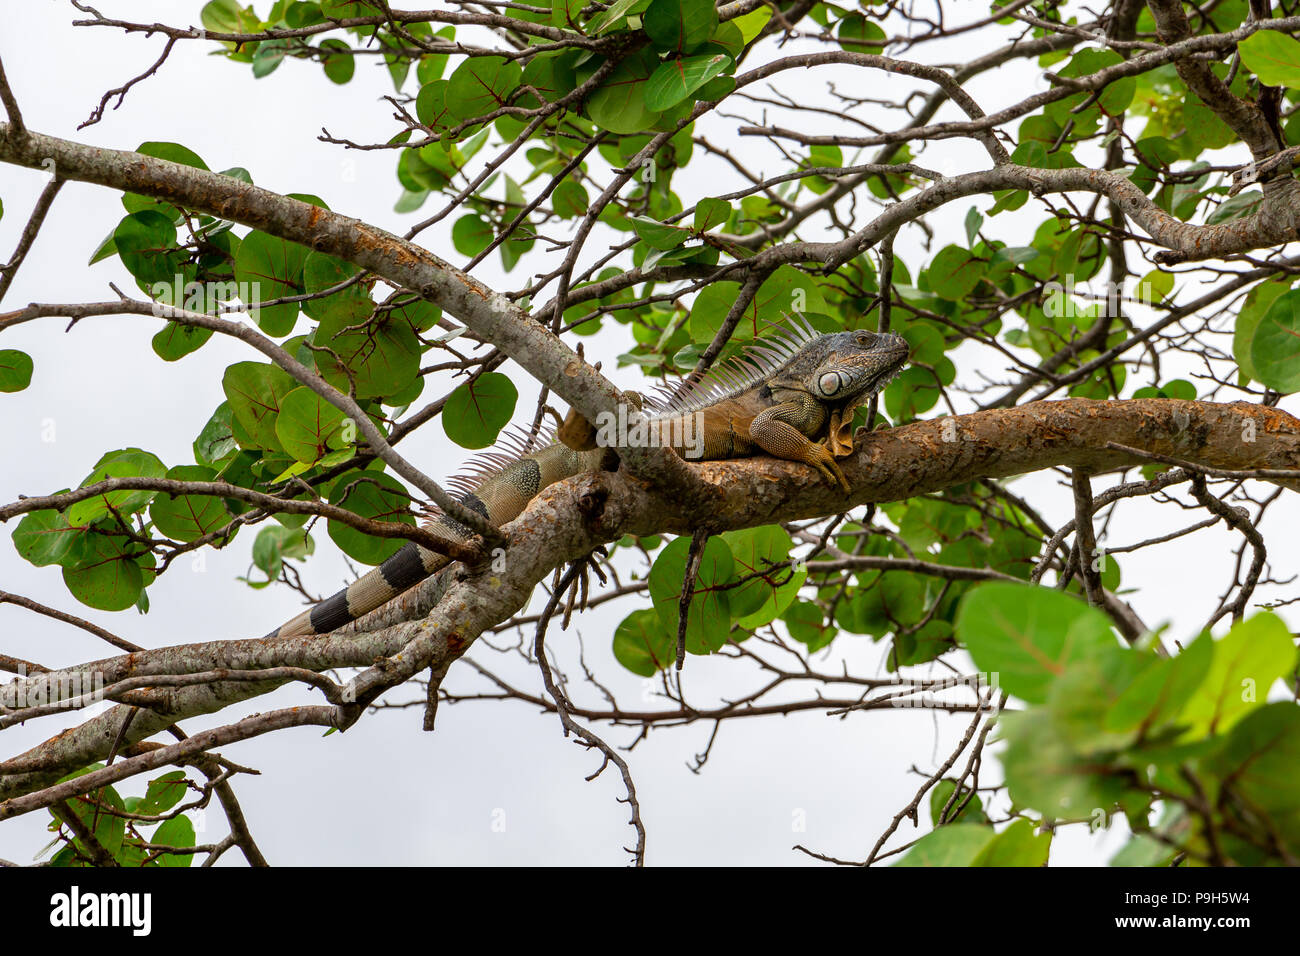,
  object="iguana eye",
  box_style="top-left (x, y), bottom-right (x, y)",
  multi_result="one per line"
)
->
top-left (856, 332), bottom-right (872, 345)
top-left (819, 371), bottom-right (842, 395)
